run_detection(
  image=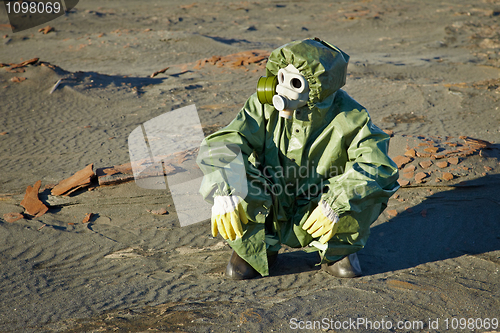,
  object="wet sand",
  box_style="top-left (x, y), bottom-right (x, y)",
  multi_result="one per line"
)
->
top-left (1, 0), bottom-right (499, 332)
